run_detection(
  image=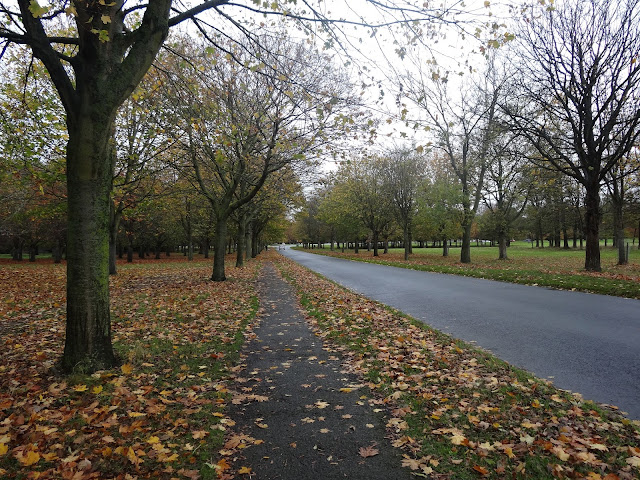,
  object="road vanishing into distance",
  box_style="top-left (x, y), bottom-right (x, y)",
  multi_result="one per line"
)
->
top-left (280, 247), bottom-right (640, 420)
